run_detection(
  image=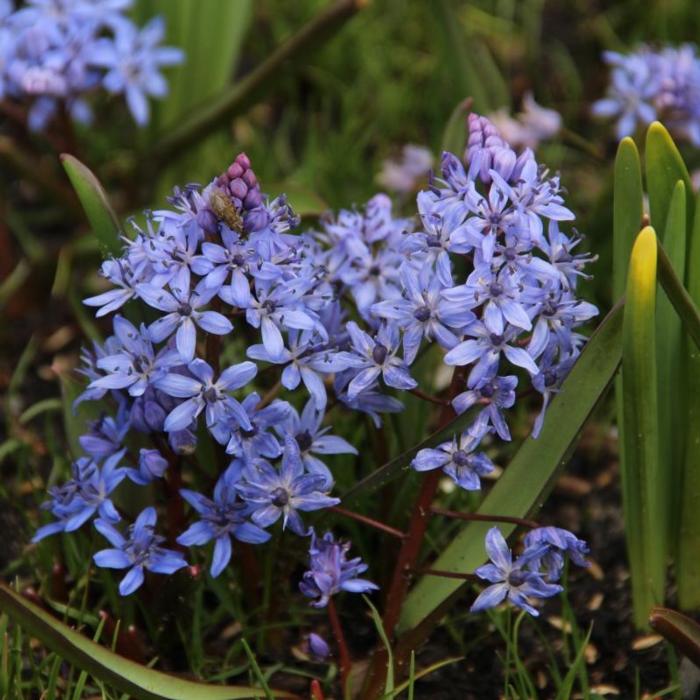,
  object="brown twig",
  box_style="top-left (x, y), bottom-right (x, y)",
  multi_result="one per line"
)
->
top-left (429, 506), bottom-right (540, 530)
top-left (330, 506), bottom-right (406, 540)
top-left (408, 387), bottom-right (451, 406)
